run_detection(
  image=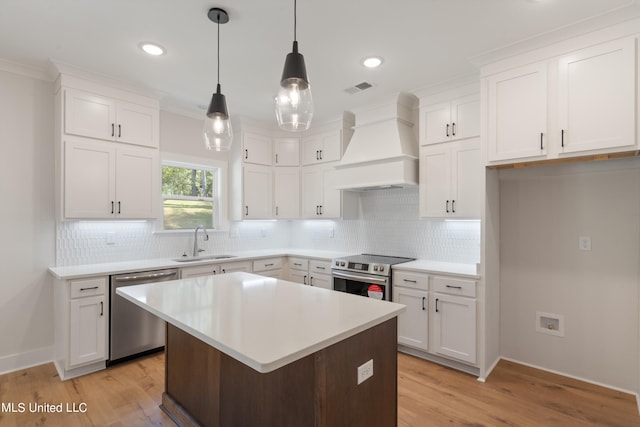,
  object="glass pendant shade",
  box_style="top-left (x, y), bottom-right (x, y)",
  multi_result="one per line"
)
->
top-left (275, 42), bottom-right (313, 131)
top-left (203, 83), bottom-right (233, 152)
